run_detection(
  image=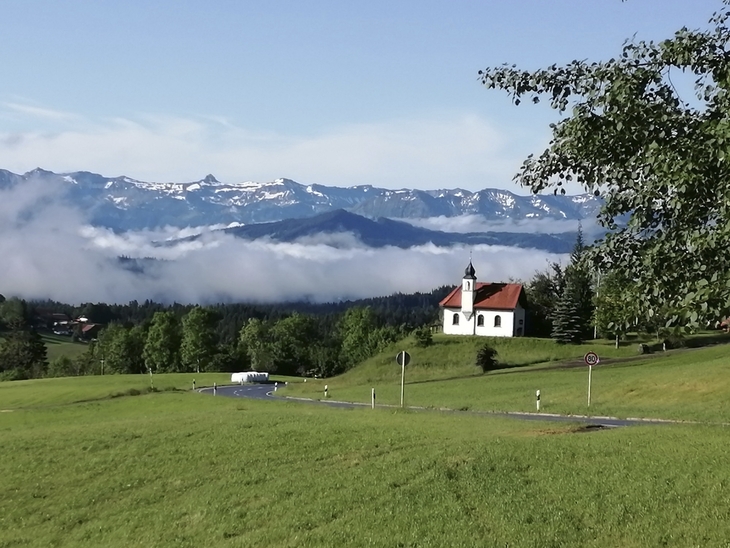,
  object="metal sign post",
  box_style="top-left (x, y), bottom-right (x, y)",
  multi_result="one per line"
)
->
top-left (588, 365), bottom-right (592, 407)
top-left (584, 352), bottom-right (599, 407)
top-left (395, 351), bottom-right (411, 408)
